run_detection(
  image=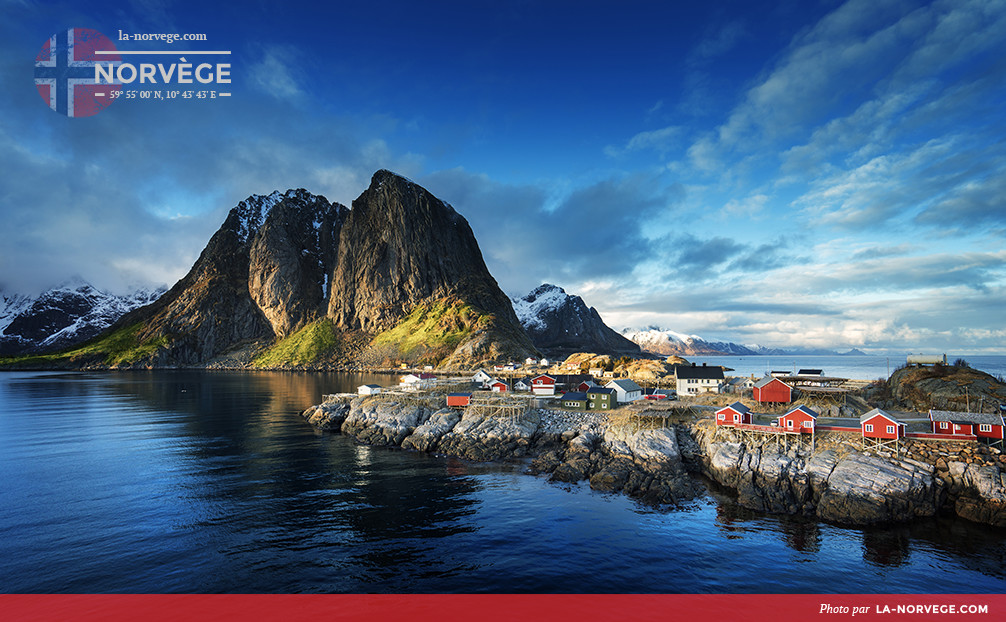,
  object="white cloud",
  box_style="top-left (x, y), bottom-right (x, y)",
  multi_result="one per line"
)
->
top-left (249, 46), bottom-right (304, 100)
